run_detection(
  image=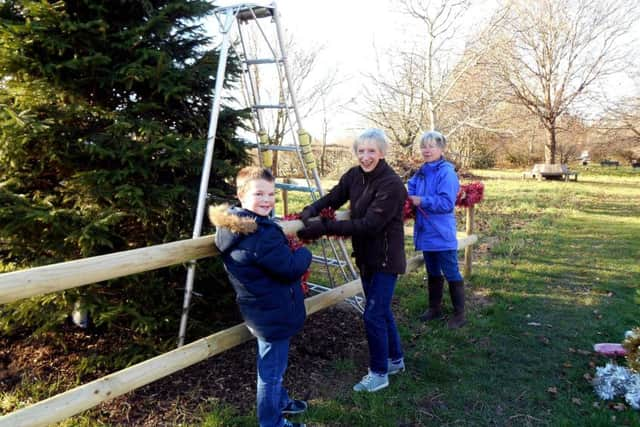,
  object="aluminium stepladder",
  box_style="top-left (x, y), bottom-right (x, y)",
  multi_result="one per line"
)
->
top-left (177, 1), bottom-right (362, 346)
